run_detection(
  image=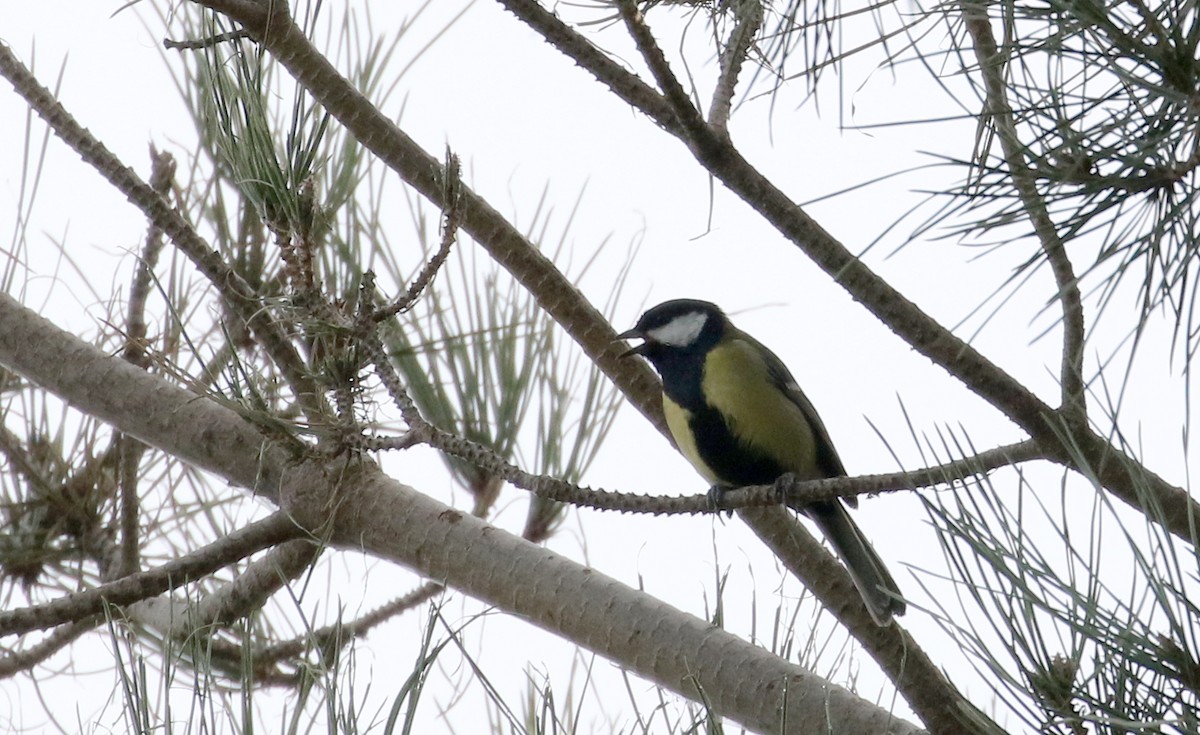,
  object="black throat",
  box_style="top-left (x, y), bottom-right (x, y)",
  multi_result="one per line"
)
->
top-left (646, 344), bottom-right (707, 412)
